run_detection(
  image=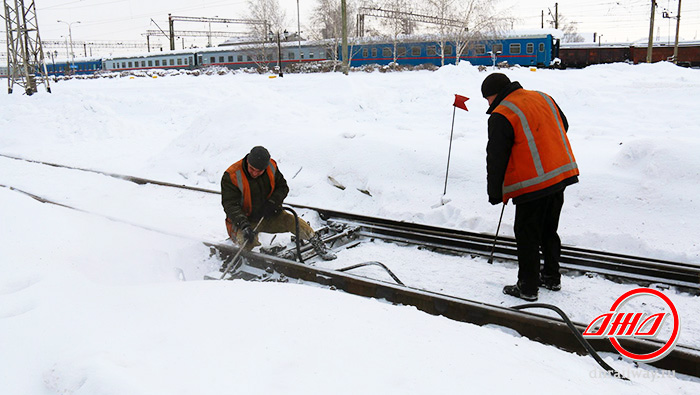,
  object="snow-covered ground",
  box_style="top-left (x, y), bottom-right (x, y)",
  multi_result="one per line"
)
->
top-left (1, 63), bottom-right (699, 394)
